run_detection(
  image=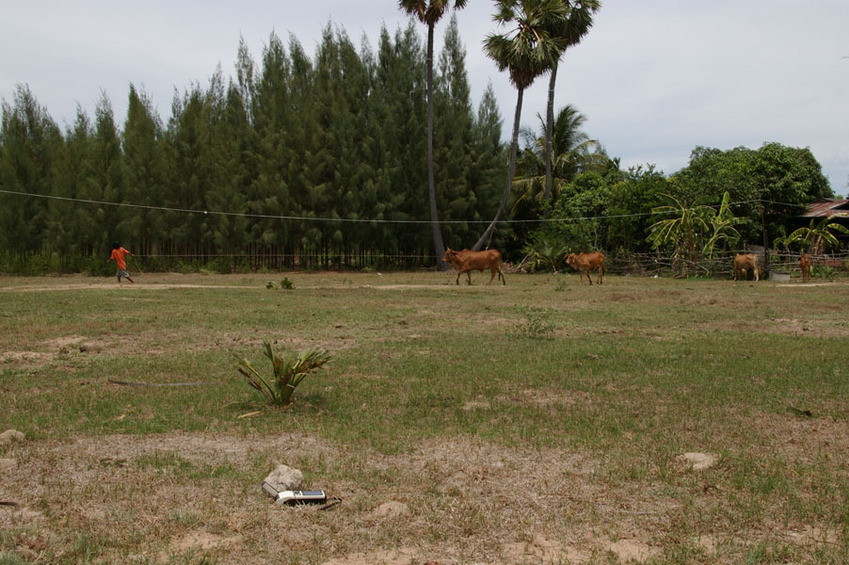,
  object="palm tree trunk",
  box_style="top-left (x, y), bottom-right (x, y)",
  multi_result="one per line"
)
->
top-left (426, 22), bottom-right (446, 268)
top-left (543, 62), bottom-right (558, 203)
top-left (474, 87), bottom-right (524, 251)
